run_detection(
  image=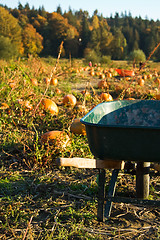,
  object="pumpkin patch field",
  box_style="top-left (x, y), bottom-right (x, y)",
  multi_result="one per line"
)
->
top-left (0, 56), bottom-right (160, 239)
